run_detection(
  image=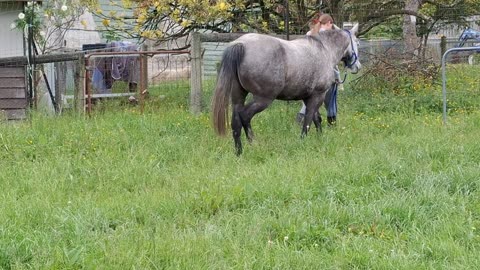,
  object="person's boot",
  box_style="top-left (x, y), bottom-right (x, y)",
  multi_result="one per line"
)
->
top-left (327, 116), bottom-right (336, 126)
